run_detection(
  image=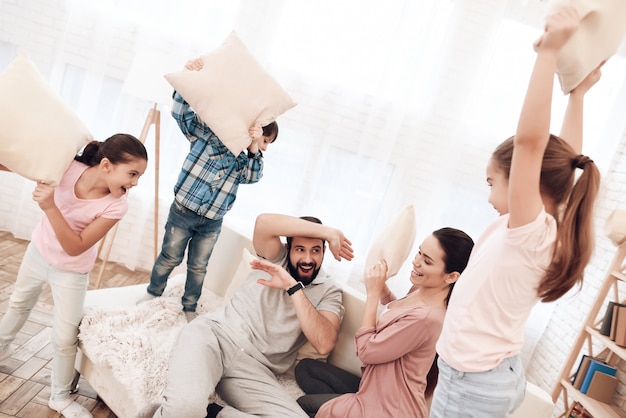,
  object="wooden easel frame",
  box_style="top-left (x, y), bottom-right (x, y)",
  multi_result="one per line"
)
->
top-left (93, 103), bottom-right (161, 289)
